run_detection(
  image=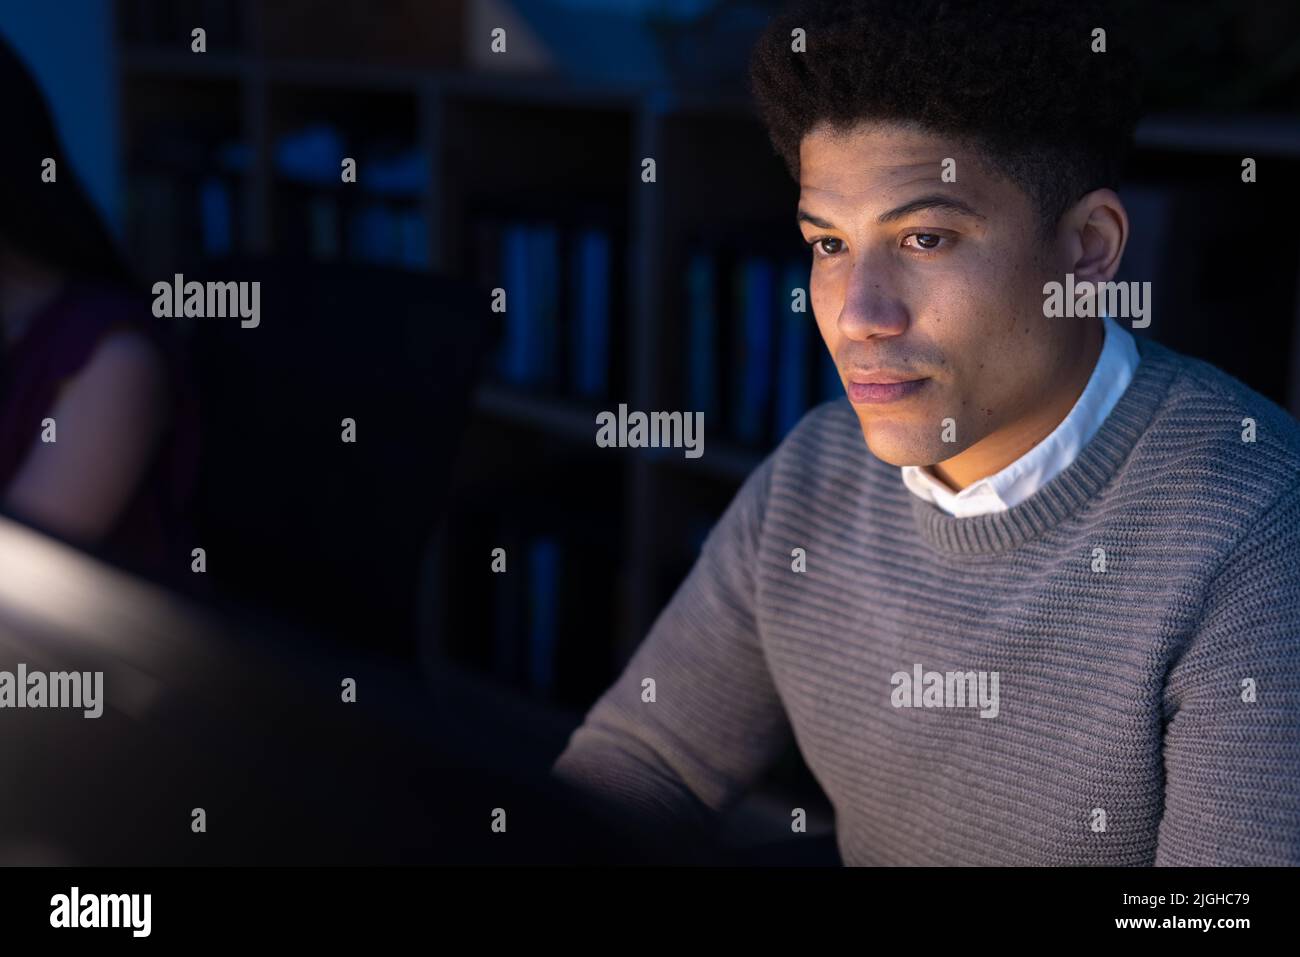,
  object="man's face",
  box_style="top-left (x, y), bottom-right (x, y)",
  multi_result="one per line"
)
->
top-left (798, 120), bottom-right (1080, 467)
